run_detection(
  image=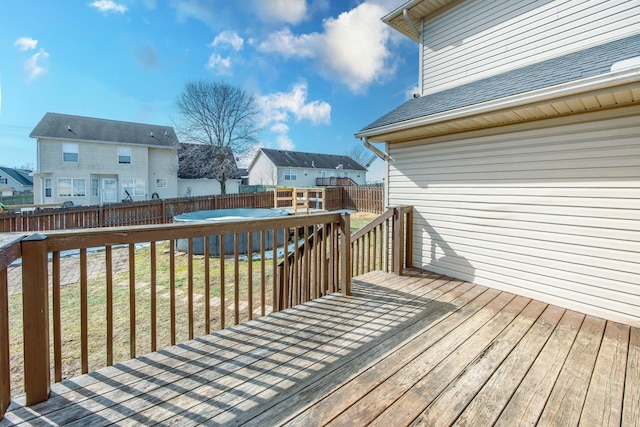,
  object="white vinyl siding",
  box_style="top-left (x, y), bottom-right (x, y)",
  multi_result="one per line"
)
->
top-left (421, 0), bottom-right (640, 95)
top-left (388, 108), bottom-right (640, 327)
